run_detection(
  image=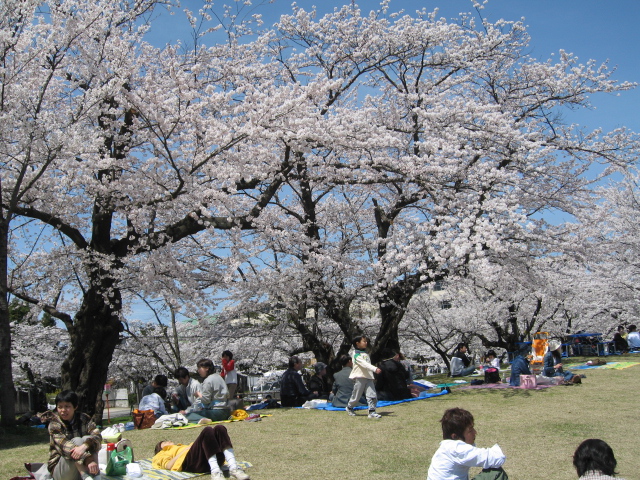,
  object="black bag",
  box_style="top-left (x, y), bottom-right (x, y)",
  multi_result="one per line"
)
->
top-left (484, 367), bottom-right (501, 383)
